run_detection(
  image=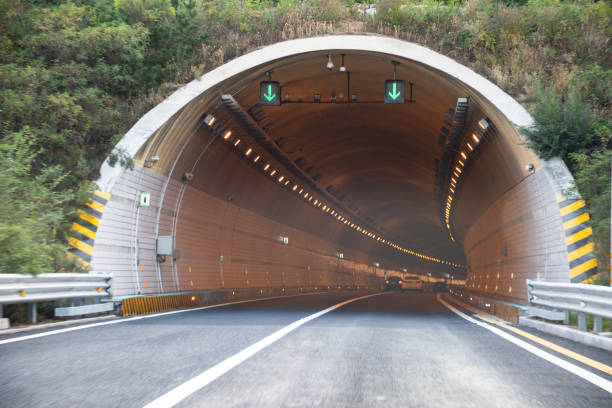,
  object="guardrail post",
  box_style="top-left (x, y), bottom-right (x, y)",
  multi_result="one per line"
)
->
top-left (563, 311), bottom-right (570, 325)
top-left (593, 316), bottom-right (603, 333)
top-left (577, 312), bottom-right (587, 331)
top-left (27, 302), bottom-right (37, 323)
